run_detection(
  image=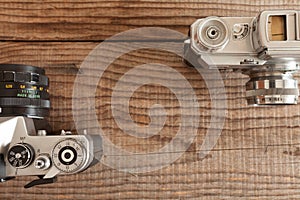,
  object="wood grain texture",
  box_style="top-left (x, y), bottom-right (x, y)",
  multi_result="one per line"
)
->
top-left (0, 1), bottom-right (300, 199)
top-left (0, 0), bottom-right (299, 40)
top-left (1, 42), bottom-right (300, 199)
